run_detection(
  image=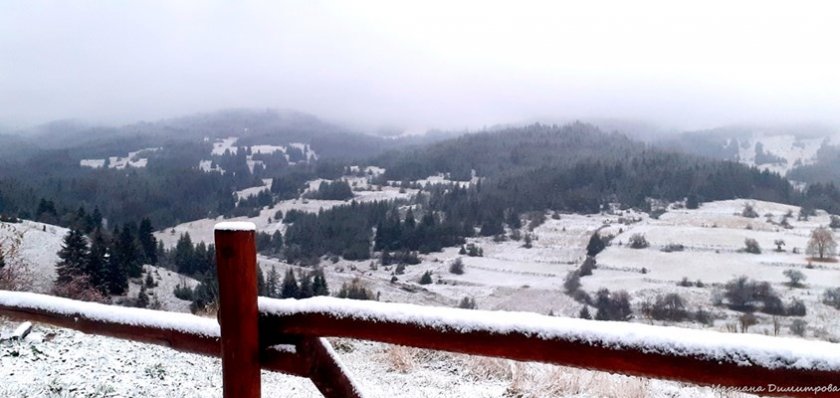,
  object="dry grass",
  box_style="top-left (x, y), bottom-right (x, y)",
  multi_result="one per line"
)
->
top-left (382, 344), bottom-right (419, 373)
